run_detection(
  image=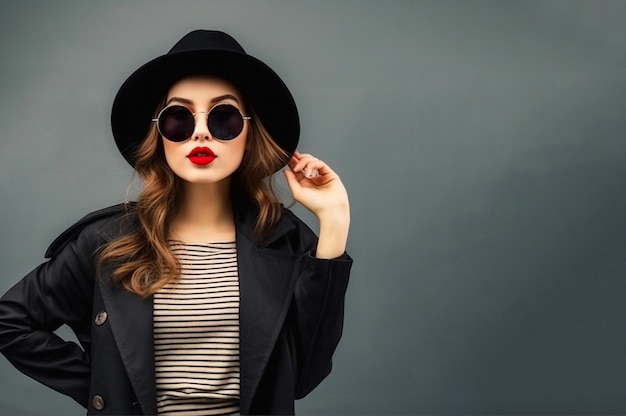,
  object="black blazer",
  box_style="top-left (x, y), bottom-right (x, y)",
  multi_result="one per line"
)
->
top-left (0, 201), bottom-right (352, 415)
